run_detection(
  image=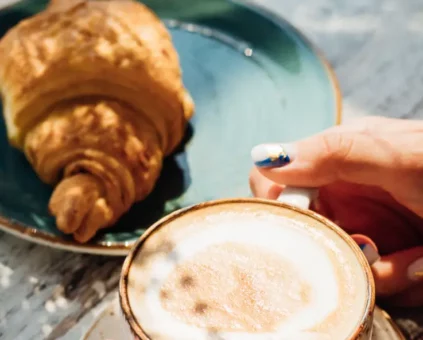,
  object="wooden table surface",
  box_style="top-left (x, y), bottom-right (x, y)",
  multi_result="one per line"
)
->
top-left (1, 0), bottom-right (423, 339)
